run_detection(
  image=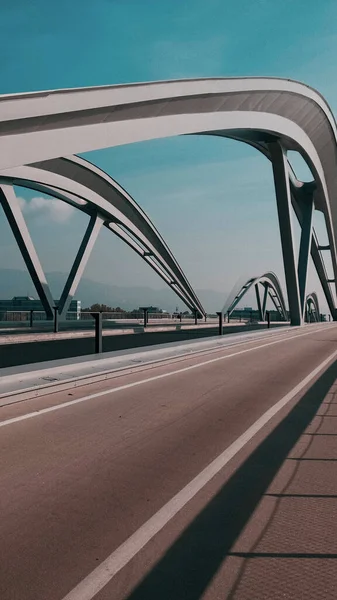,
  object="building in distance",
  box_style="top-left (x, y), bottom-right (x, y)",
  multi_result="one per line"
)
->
top-left (0, 296), bottom-right (81, 320)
